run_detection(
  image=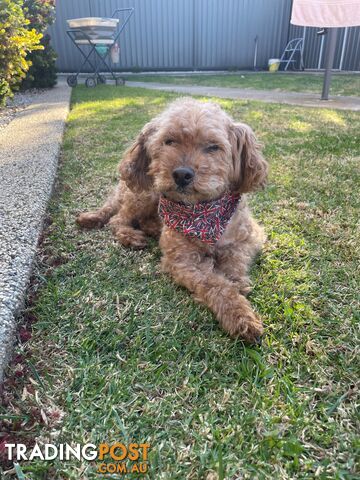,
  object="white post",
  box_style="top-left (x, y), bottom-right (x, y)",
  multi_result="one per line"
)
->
top-left (301, 26), bottom-right (307, 69)
top-left (317, 35), bottom-right (325, 69)
top-left (339, 27), bottom-right (349, 71)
